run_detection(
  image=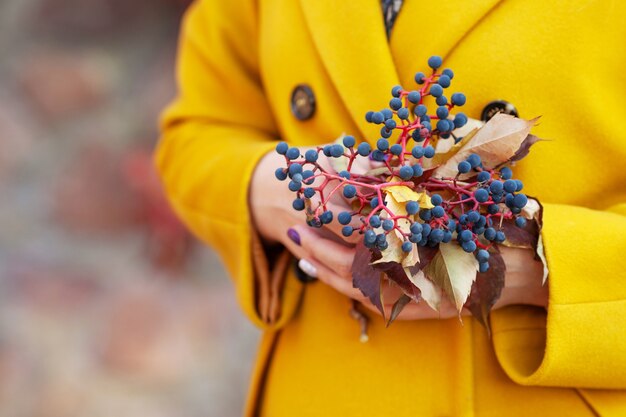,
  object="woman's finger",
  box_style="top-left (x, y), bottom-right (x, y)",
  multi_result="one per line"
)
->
top-left (292, 225), bottom-right (357, 279)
